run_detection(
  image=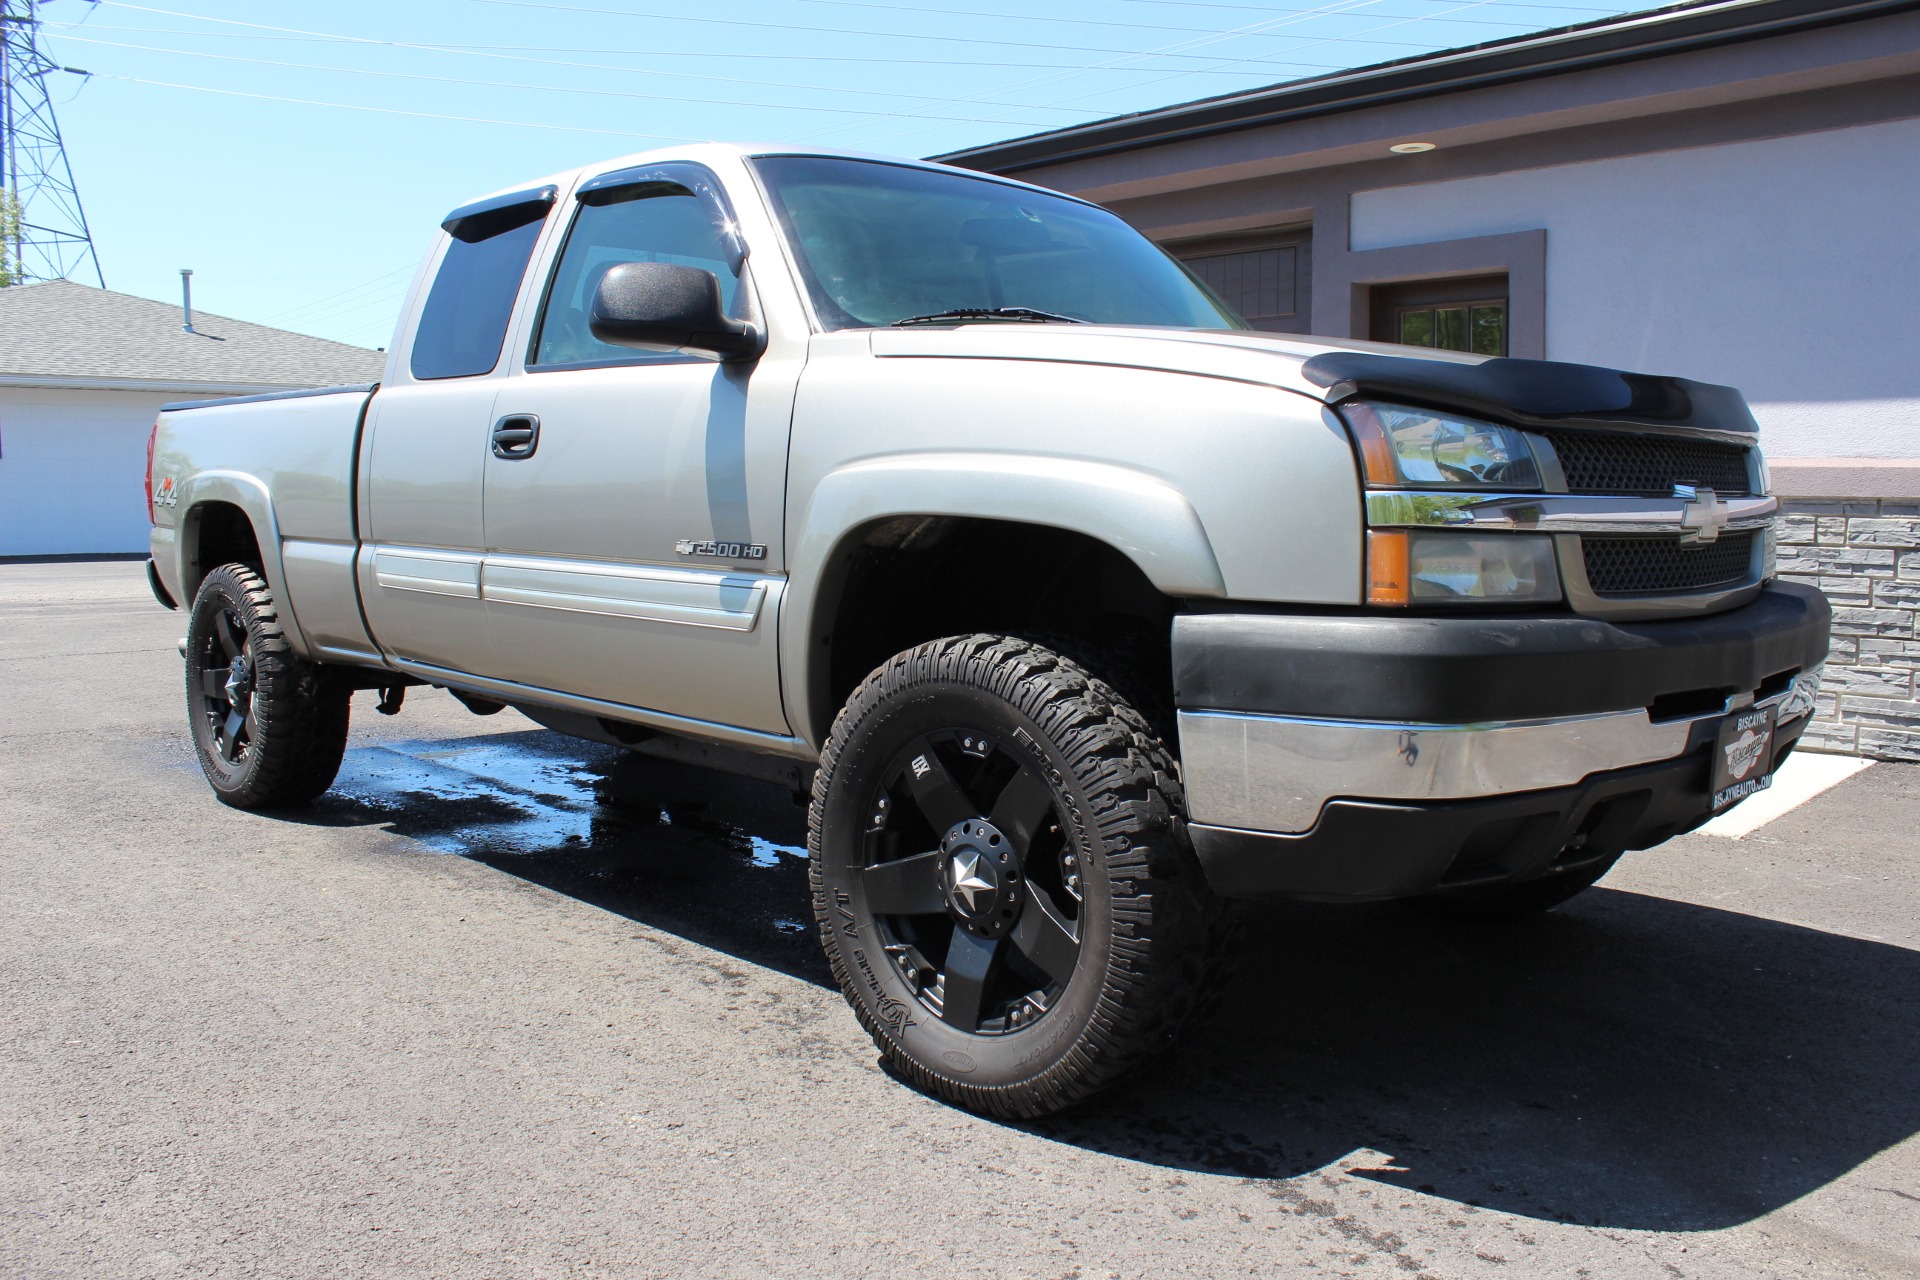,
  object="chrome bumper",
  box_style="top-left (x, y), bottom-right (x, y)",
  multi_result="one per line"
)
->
top-left (1179, 666), bottom-right (1820, 834)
